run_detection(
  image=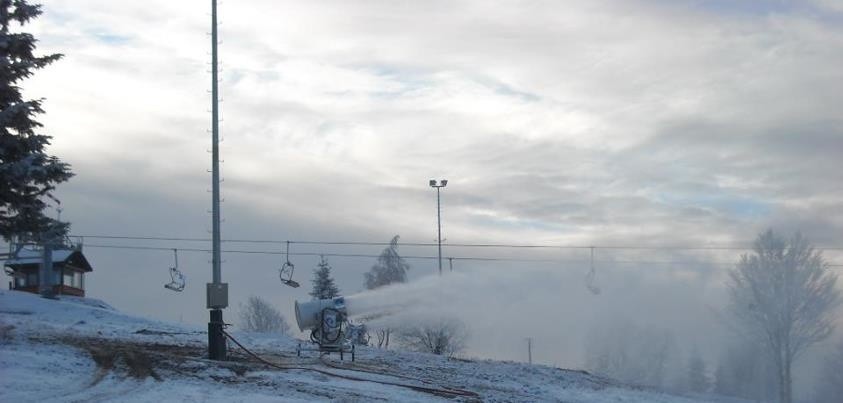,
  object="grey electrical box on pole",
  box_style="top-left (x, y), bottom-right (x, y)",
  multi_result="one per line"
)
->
top-left (207, 0), bottom-right (228, 361)
top-left (207, 283), bottom-right (228, 308)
